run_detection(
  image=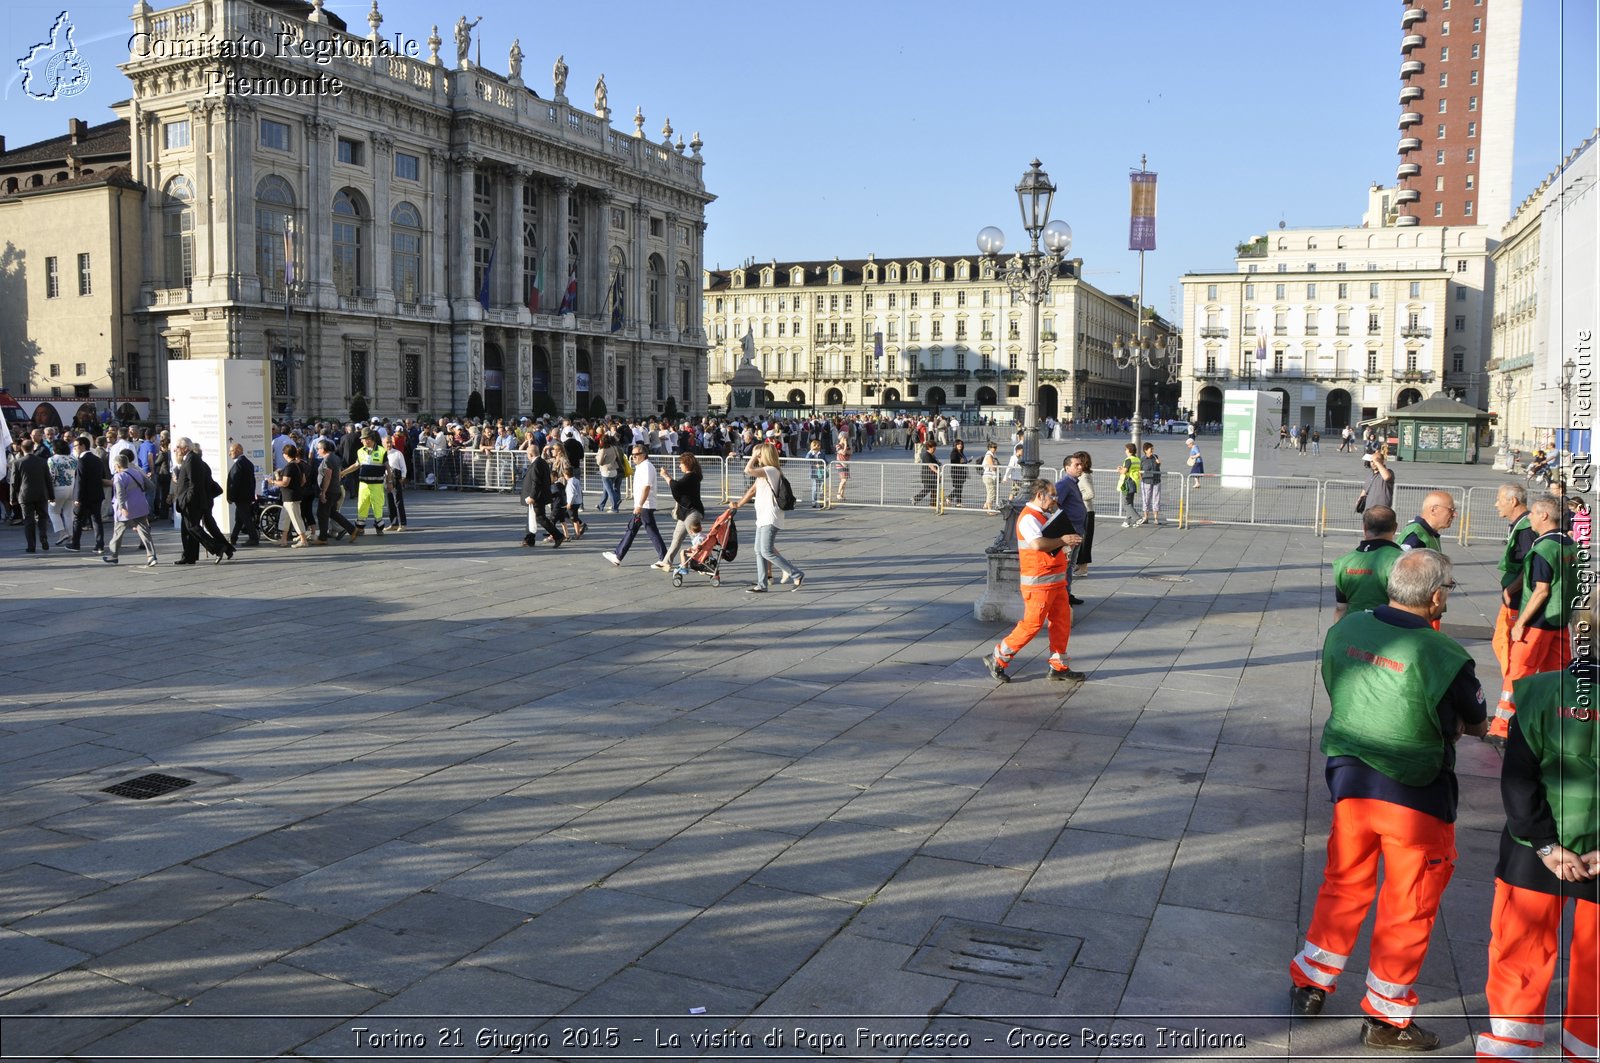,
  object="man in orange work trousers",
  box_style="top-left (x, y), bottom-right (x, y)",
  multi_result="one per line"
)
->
top-left (1290, 549), bottom-right (1488, 1052)
top-left (984, 478), bottom-right (1085, 683)
top-left (1492, 495), bottom-right (1580, 745)
top-left (1475, 611), bottom-right (1598, 1061)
